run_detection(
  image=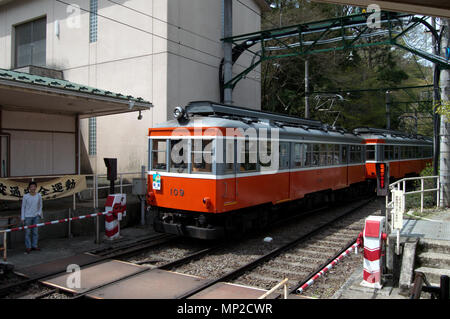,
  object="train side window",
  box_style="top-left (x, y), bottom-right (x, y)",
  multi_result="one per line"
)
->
top-left (349, 145), bottom-right (355, 163)
top-left (326, 144), bottom-right (333, 165)
top-left (333, 144), bottom-right (340, 165)
top-left (239, 139), bottom-right (257, 172)
top-left (350, 145), bottom-right (362, 163)
top-left (259, 140), bottom-right (273, 171)
top-left (151, 139), bottom-right (167, 171)
top-left (394, 146), bottom-right (399, 159)
top-left (293, 143), bottom-right (303, 168)
top-left (305, 144), bottom-right (312, 167)
top-left (356, 145), bottom-right (362, 163)
top-left (384, 145), bottom-right (393, 161)
top-left (224, 139), bottom-right (235, 174)
top-left (341, 145), bottom-right (348, 164)
top-left (319, 144), bottom-right (327, 166)
top-left (191, 139), bottom-right (213, 174)
top-left (366, 145), bottom-right (375, 161)
top-left (169, 139), bottom-right (188, 173)
top-left (279, 142), bottom-right (290, 170)
top-left (312, 144), bottom-right (319, 166)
